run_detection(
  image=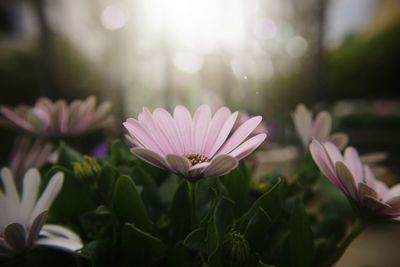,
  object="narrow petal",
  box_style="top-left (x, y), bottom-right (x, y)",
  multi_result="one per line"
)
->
top-left (364, 165), bottom-right (388, 196)
top-left (188, 162), bottom-right (210, 179)
top-left (312, 111), bottom-right (332, 142)
top-left (173, 105), bottom-right (193, 153)
top-left (208, 112), bottom-right (238, 158)
top-left (18, 169), bottom-right (41, 226)
top-left (217, 116), bottom-right (262, 155)
top-left (1, 168), bottom-right (20, 223)
top-left (335, 161), bottom-right (358, 200)
top-left (131, 147), bottom-right (169, 170)
top-left (27, 211), bottom-right (48, 247)
top-left (153, 108), bottom-right (184, 154)
top-left (292, 104), bottom-right (313, 148)
top-left (192, 105), bottom-right (211, 153)
top-left (40, 224), bottom-right (82, 243)
top-left (4, 223), bottom-right (27, 253)
top-left (229, 133), bottom-right (267, 160)
top-left (35, 237), bottom-right (82, 252)
top-left (360, 152), bottom-right (388, 165)
top-left (165, 155), bottom-right (191, 177)
top-left (203, 107), bottom-right (231, 156)
top-left (344, 147), bottom-right (363, 184)
top-left (323, 142), bottom-right (343, 164)
top-left (328, 132), bottom-right (349, 150)
top-left (363, 196), bottom-right (391, 211)
top-left (309, 140), bottom-right (345, 191)
top-left (30, 172), bottom-right (64, 223)
top-left (0, 107), bottom-right (34, 132)
top-left (384, 184), bottom-right (400, 202)
top-left (203, 155), bottom-right (238, 177)
top-left (123, 119), bottom-right (163, 154)
top-left (358, 182), bottom-right (379, 200)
